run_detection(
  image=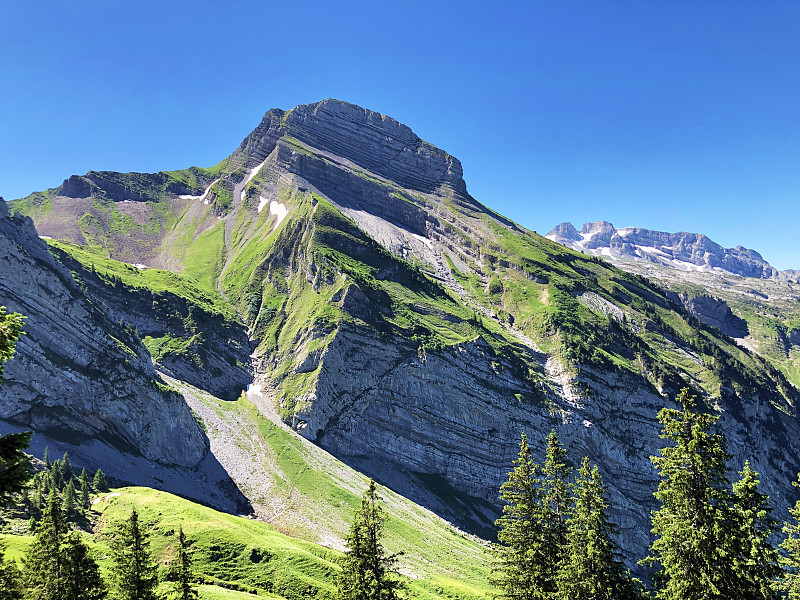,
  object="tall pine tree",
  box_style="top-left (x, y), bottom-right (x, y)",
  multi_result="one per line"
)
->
top-left (61, 530), bottom-right (106, 600)
top-left (728, 462), bottom-right (780, 599)
top-left (541, 429), bottom-right (571, 584)
top-left (336, 480), bottom-right (405, 600)
top-left (168, 526), bottom-right (198, 600)
top-left (778, 474), bottom-right (800, 598)
top-left (491, 431), bottom-right (571, 600)
top-left (491, 433), bottom-right (543, 600)
top-left (556, 457), bottom-right (641, 600)
top-left (23, 490), bottom-right (67, 599)
top-left (93, 469), bottom-right (108, 493)
top-left (79, 469), bottom-right (90, 510)
top-left (643, 388), bottom-right (735, 600)
top-left (110, 508), bottom-right (158, 600)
